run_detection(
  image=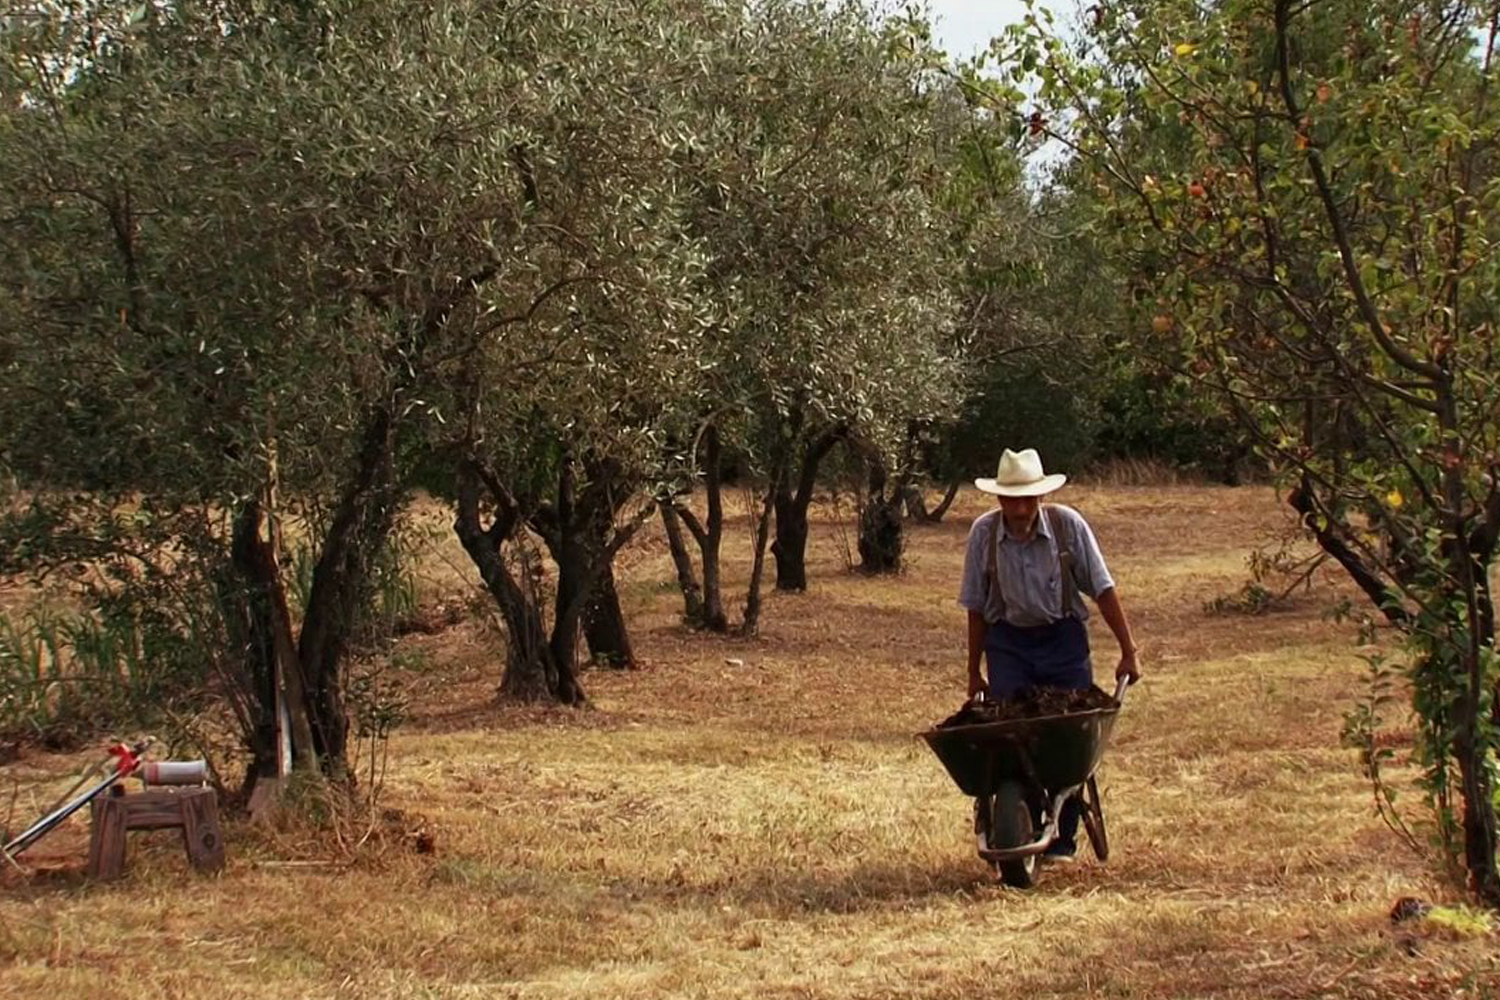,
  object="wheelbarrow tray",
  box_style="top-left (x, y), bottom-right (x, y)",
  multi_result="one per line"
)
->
top-left (920, 701), bottom-right (1120, 798)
